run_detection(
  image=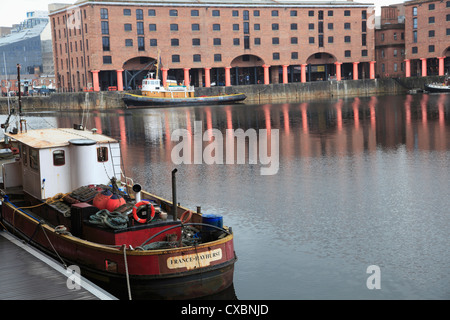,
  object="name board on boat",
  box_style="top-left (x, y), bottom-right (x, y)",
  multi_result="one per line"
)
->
top-left (167, 249), bottom-right (222, 270)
